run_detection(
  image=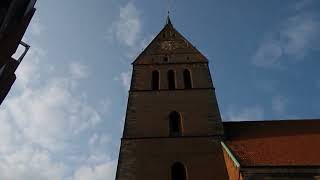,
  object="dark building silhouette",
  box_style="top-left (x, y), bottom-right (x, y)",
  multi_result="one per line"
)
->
top-left (0, 0), bottom-right (37, 105)
top-left (116, 17), bottom-right (320, 180)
